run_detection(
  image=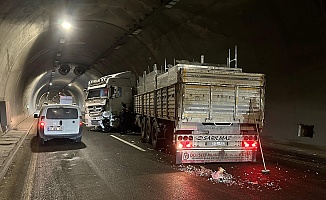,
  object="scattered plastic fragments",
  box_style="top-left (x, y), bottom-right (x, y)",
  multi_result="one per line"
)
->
top-left (178, 165), bottom-right (235, 185)
top-left (178, 165), bottom-right (212, 177)
top-left (210, 167), bottom-right (235, 185)
top-left (177, 164), bottom-right (287, 191)
top-left (211, 167), bottom-right (225, 180)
